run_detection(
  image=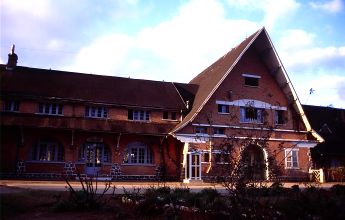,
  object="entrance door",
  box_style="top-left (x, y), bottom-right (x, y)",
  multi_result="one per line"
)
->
top-left (85, 143), bottom-right (103, 176)
top-left (185, 152), bottom-right (201, 181)
top-left (242, 145), bottom-right (266, 180)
